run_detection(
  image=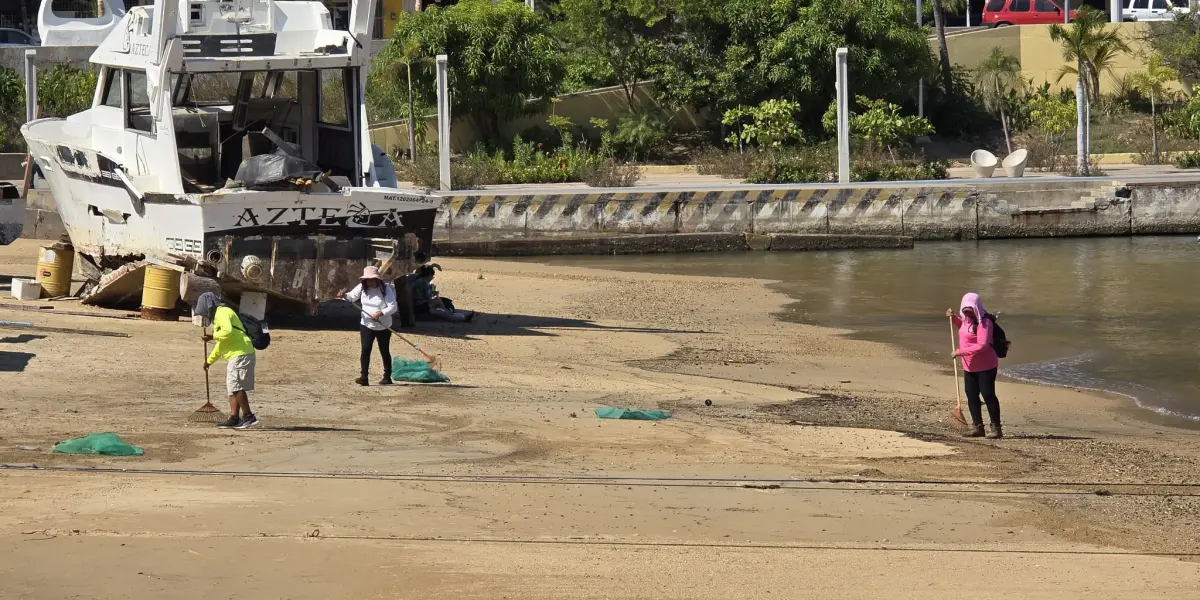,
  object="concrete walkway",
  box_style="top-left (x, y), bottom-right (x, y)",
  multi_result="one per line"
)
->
top-left (401, 164), bottom-right (1200, 195)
